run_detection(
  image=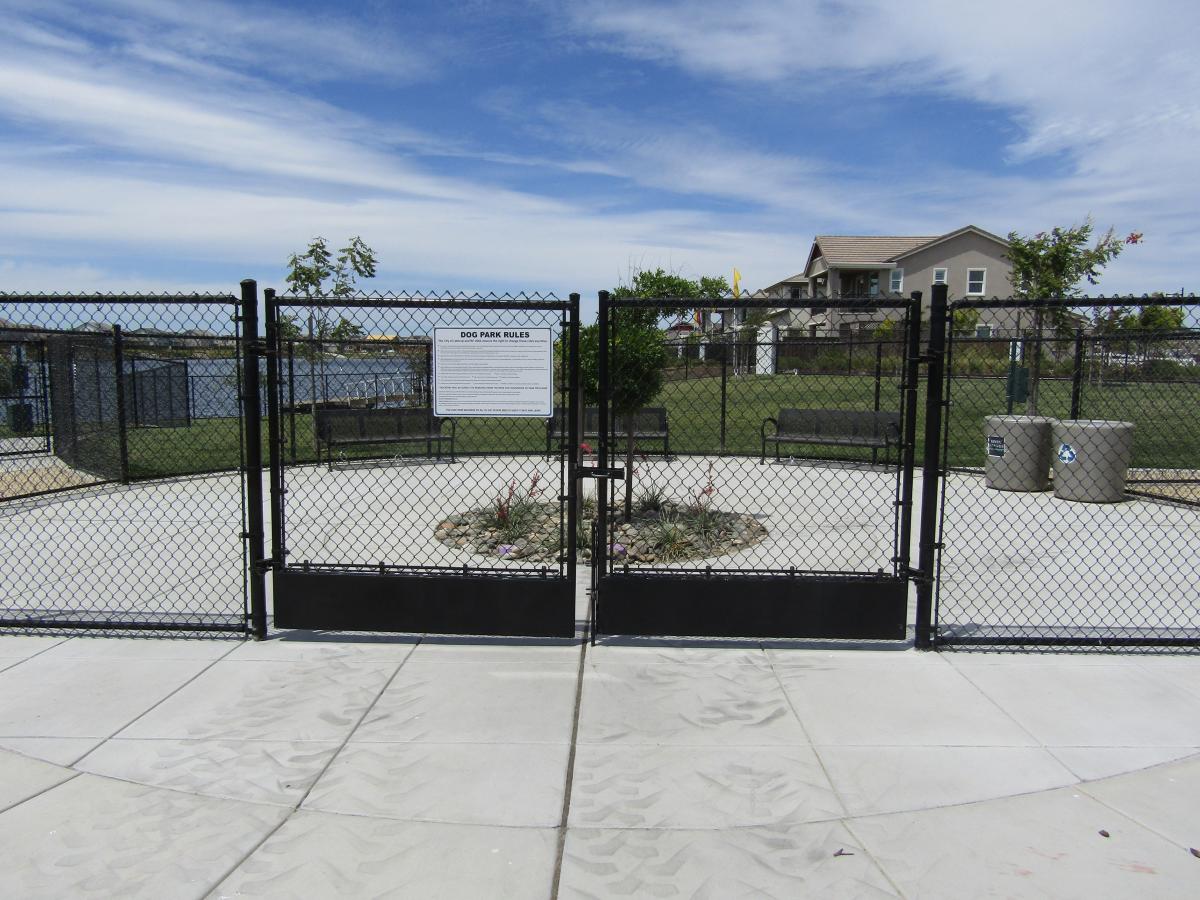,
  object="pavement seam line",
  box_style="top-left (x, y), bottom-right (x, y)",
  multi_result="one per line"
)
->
top-left (762, 643), bottom-right (852, 819)
top-left (0, 771), bottom-right (83, 818)
top-left (194, 637), bottom-right (422, 900)
top-left (549, 632), bottom-right (588, 900)
top-left (292, 638), bottom-right (422, 812)
top-left (840, 816), bottom-right (912, 900)
top-left (947, 661), bottom-right (1048, 750)
top-left (69, 640), bottom-right (244, 766)
top-left (1075, 781), bottom-right (1196, 852)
